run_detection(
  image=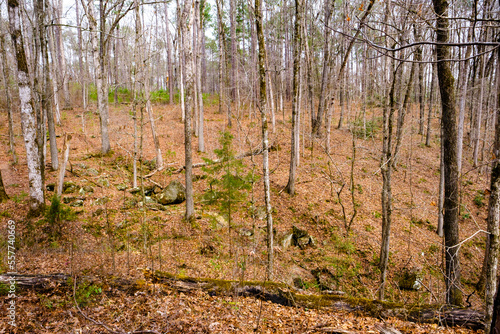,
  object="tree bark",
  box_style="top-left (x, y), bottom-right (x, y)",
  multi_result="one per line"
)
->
top-left (9, 0), bottom-right (45, 216)
top-left (483, 40), bottom-right (500, 334)
top-left (0, 169), bottom-right (8, 202)
top-left (255, 0), bottom-right (273, 280)
top-left (311, 0), bottom-right (332, 138)
top-left (196, 0), bottom-right (205, 153)
top-left (54, 0), bottom-right (71, 110)
top-left (433, 0), bottom-right (462, 306)
top-left (284, 0), bottom-right (302, 196)
top-left (37, 0), bottom-right (58, 172)
top-left (0, 27), bottom-right (17, 164)
top-left (181, 0), bottom-right (195, 221)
